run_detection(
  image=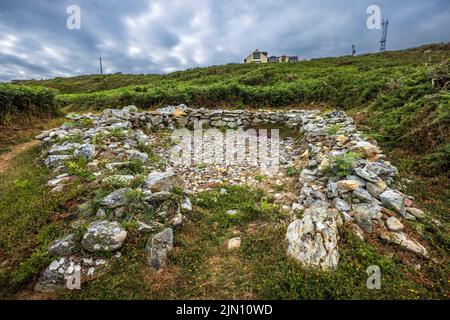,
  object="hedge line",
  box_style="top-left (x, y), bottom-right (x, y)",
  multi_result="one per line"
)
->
top-left (0, 84), bottom-right (59, 124)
